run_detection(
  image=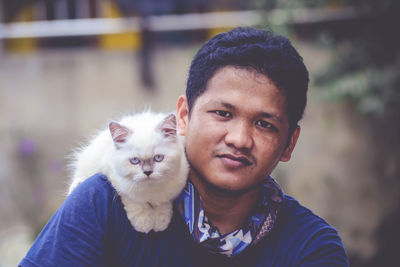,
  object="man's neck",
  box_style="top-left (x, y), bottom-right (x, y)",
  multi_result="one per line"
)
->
top-left (189, 172), bottom-right (262, 235)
